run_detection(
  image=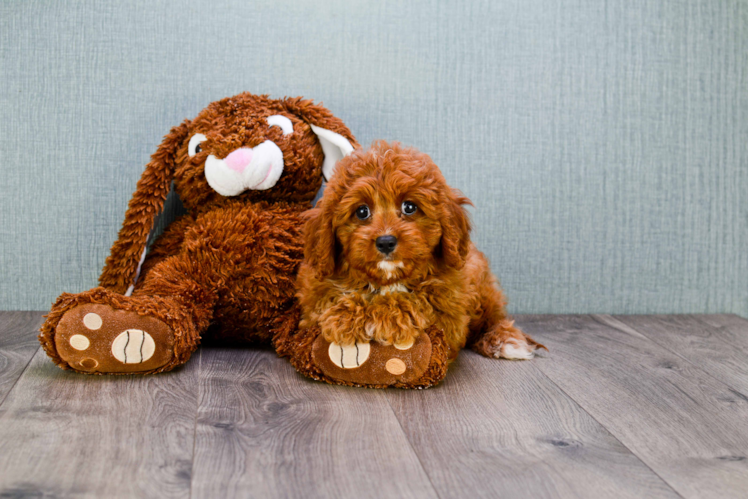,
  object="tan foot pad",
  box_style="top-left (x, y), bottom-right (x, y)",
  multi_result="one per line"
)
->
top-left (55, 303), bottom-right (174, 373)
top-left (311, 333), bottom-right (432, 386)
